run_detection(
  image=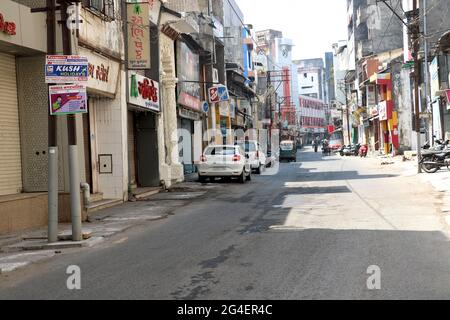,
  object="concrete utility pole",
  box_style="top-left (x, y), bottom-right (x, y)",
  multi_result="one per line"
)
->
top-left (46, 0), bottom-right (58, 243)
top-left (411, 0), bottom-right (422, 174)
top-left (423, 0), bottom-right (432, 141)
top-left (60, 0), bottom-right (82, 241)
